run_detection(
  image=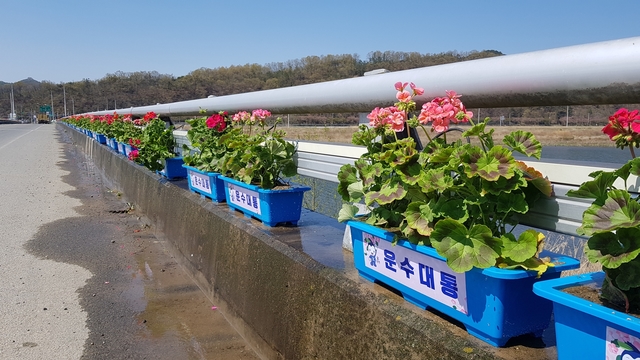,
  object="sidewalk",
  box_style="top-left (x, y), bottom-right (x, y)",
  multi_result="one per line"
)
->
top-left (1, 124), bottom-right (260, 360)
